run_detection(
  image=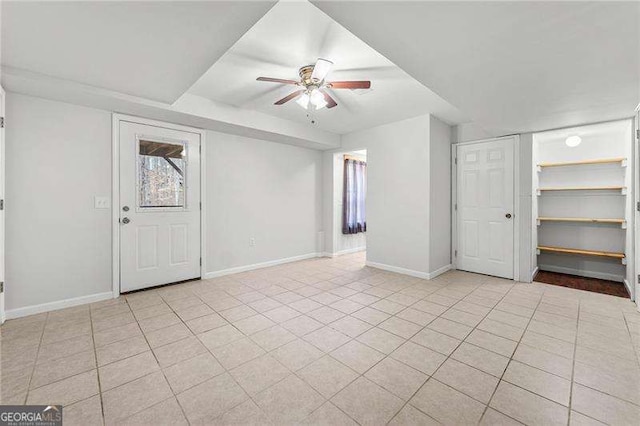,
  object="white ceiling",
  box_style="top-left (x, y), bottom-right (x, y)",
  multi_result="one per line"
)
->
top-left (313, 1), bottom-right (640, 136)
top-left (2, 1), bottom-right (636, 140)
top-left (1, 1), bottom-right (276, 103)
top-left (186, 1), bottom-right (468, 134)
